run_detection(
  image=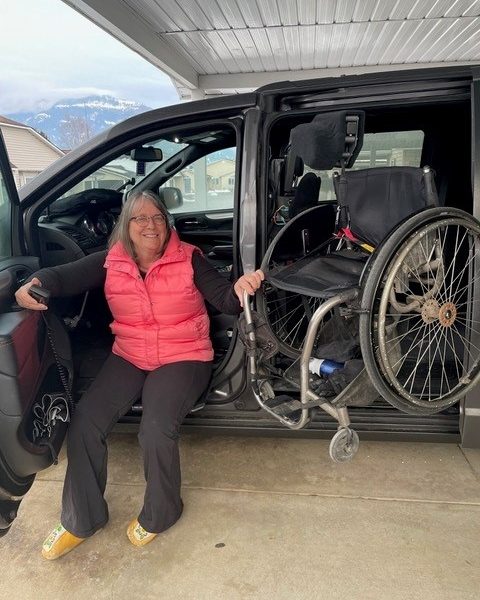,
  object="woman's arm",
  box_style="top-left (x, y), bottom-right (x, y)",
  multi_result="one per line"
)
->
top-left (15, 250), bottom-right (107, 310)
top-left (192, 252), bottom-right (264, 314)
